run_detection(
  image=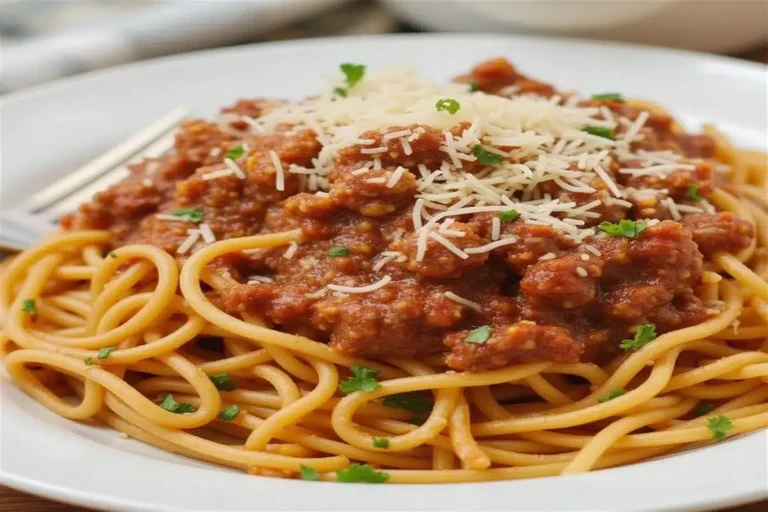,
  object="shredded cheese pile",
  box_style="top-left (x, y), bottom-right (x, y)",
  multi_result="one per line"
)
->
top-left (203, 67), bottom-right (716, 266)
